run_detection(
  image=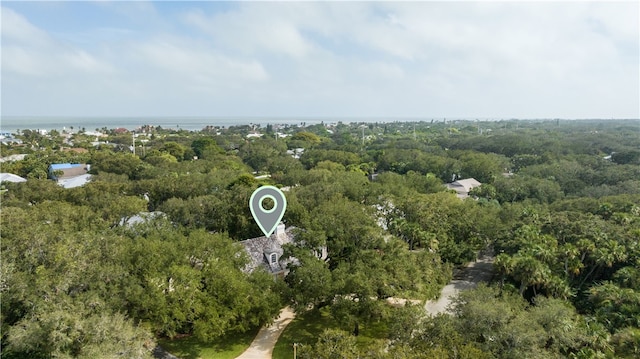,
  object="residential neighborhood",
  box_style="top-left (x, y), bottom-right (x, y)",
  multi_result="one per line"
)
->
top-left (1, 0), bottom-right (638, 358)
top-left (2, 119), bottom-right (638, 359)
